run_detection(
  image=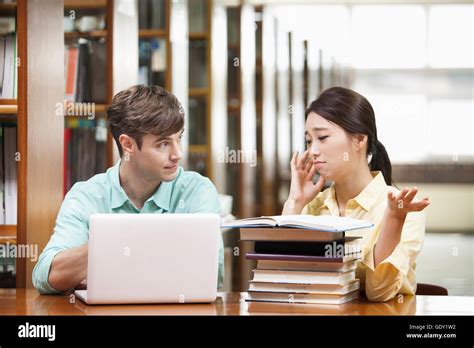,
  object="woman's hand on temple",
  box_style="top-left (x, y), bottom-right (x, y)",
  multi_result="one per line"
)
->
top-left (283, 150), bottom-right (325, 214)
